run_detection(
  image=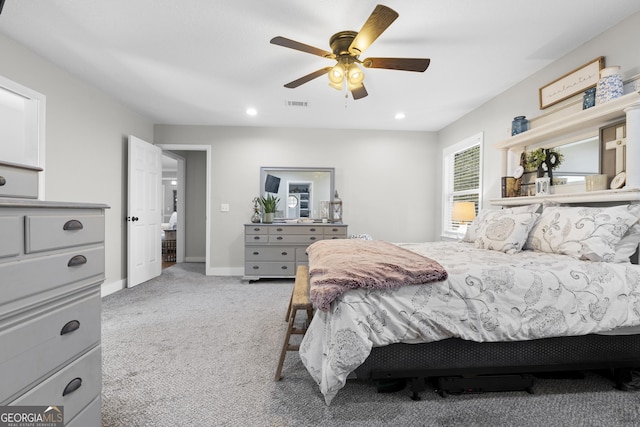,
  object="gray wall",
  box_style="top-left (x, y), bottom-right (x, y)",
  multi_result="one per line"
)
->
top-left (153, 125), bottom-right (439, 275)
top-left (0, 33), bottom-right (155, 292)
top-left (436, 11), bottom-right (640, 236)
